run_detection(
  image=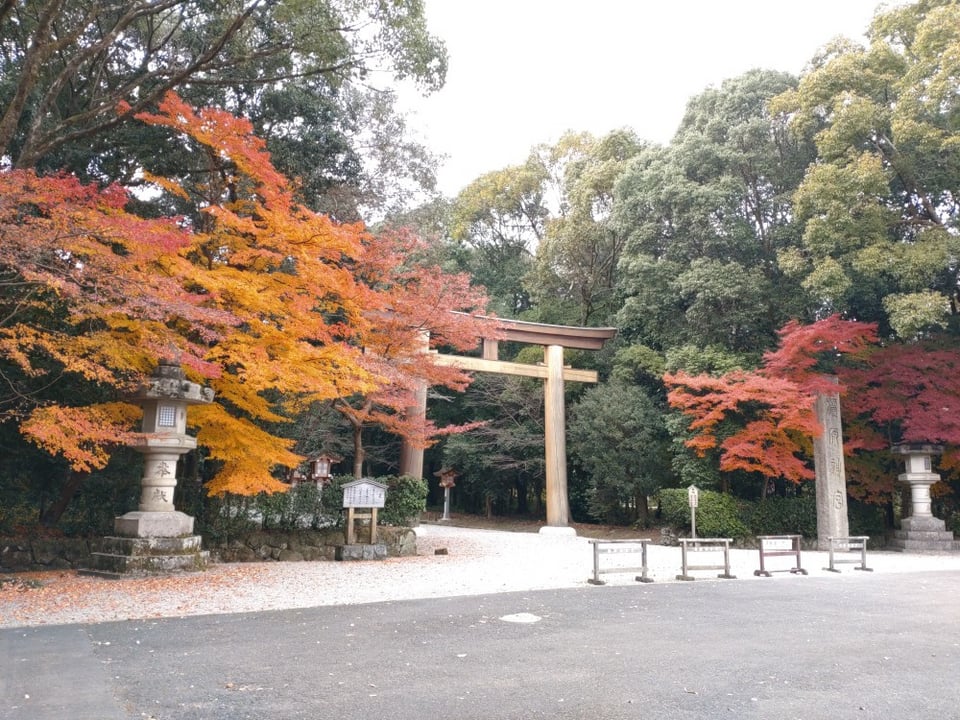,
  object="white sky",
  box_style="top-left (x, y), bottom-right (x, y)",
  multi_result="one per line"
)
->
top-left (399, 0), bottom-right (902, 197)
